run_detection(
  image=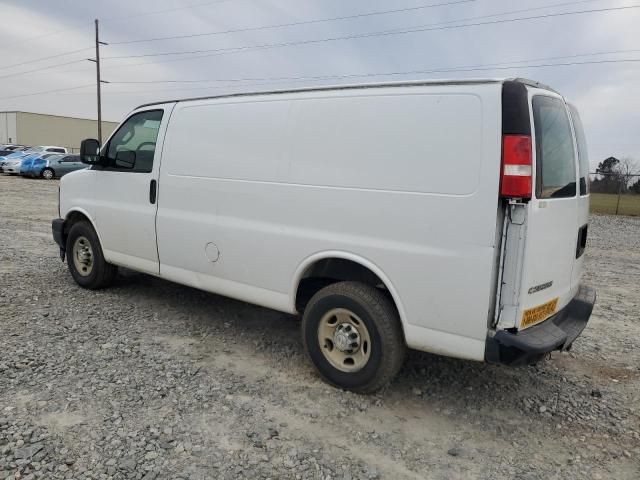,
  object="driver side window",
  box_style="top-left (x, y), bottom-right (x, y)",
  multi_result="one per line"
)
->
top-left (104, 109), bottom-right (163, 173)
